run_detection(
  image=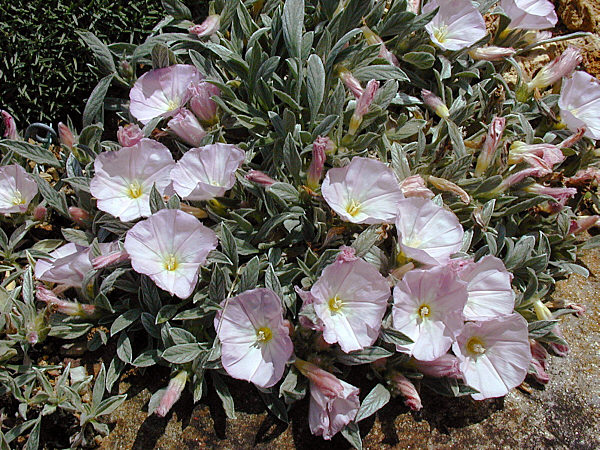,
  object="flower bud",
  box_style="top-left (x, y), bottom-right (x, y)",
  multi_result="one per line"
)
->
top-left (529, 340), bottom-right (550, 384)
top-left (180, 203), bottom-right (209, 219)
top-left (188, 81), bottom-right (221, 125)
top-left (295, 359), bottom-right (344, 398)
top-left (428, 176), bottom-right (470, 204)
top-left (119, 60), bottom-right (134, 79)
top-left (33, 205), bottom-right (47, 221)
top-left (349, 79), bottom-right (379, 135)
top-left (117, 124), bottom-right (144, 147)
top-left (413, 354), bottom-right (462, 379)
top-left (92, 250), bottom-right (130, 269)
top-left (421, 89), bottom-right (449, 119)
top-left (566, 167), bottom-right (600, 187)
top-left (508, 141), bottom-right (565, 168)
top-left (58, 122), bottom-right (76, 149)
top-left (189, 15), bottom-right (220, 38)
top-left (307, 138), bottom-right (327, 189)
top-left (569, 215), bottom-right (600, 234)
top-left (36, 285), bottom-right (98, 318)
top-left (1, 110), bottom-right (18, 140)
top-left (475, 117), bottom-right (506, 177)
top-left (399, 174), bottom-right (434, 199)
top-left (390, 372), bottom-right (422, 411)
top-left (68, 206), bottom-right (89, 225)
top-left (528, 47), bottom-right (582, 91)
top-left (156, 371), bottom-right (188, 417)
top-left (246, 170), bottom-right (276, 186)
top-left (559, 127), bottom-right (586, 149)
top-left (548, 325), bottom-right (569, 356)
top-left (469, 46), bottom-right (515, 61)
top-left (524, 184), bottom-right (577, 208)
top-left (167, 108), bottom-right (207, 147)
top-left (313, 135), bottom-right (336, 155)
top-left (533, 299), bottom-right (553, 321)
top-left (338, 67), bottom-right (364, 98)
top-left (495, 167), bottom-right (549, 192)
top-left (362, 26), bottom-right (399, 66)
